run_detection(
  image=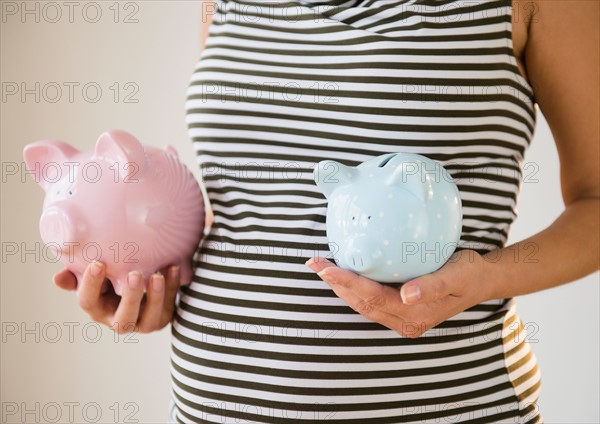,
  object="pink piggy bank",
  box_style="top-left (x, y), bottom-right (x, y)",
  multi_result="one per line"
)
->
top-left (23, 130), bottom-right (205, 295)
